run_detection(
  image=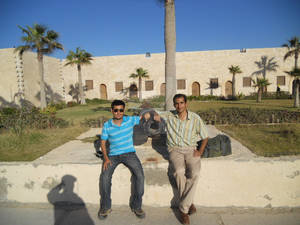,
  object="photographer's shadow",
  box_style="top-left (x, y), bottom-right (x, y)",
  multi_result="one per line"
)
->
top-left (47, 175), bottom-right (95, 225)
